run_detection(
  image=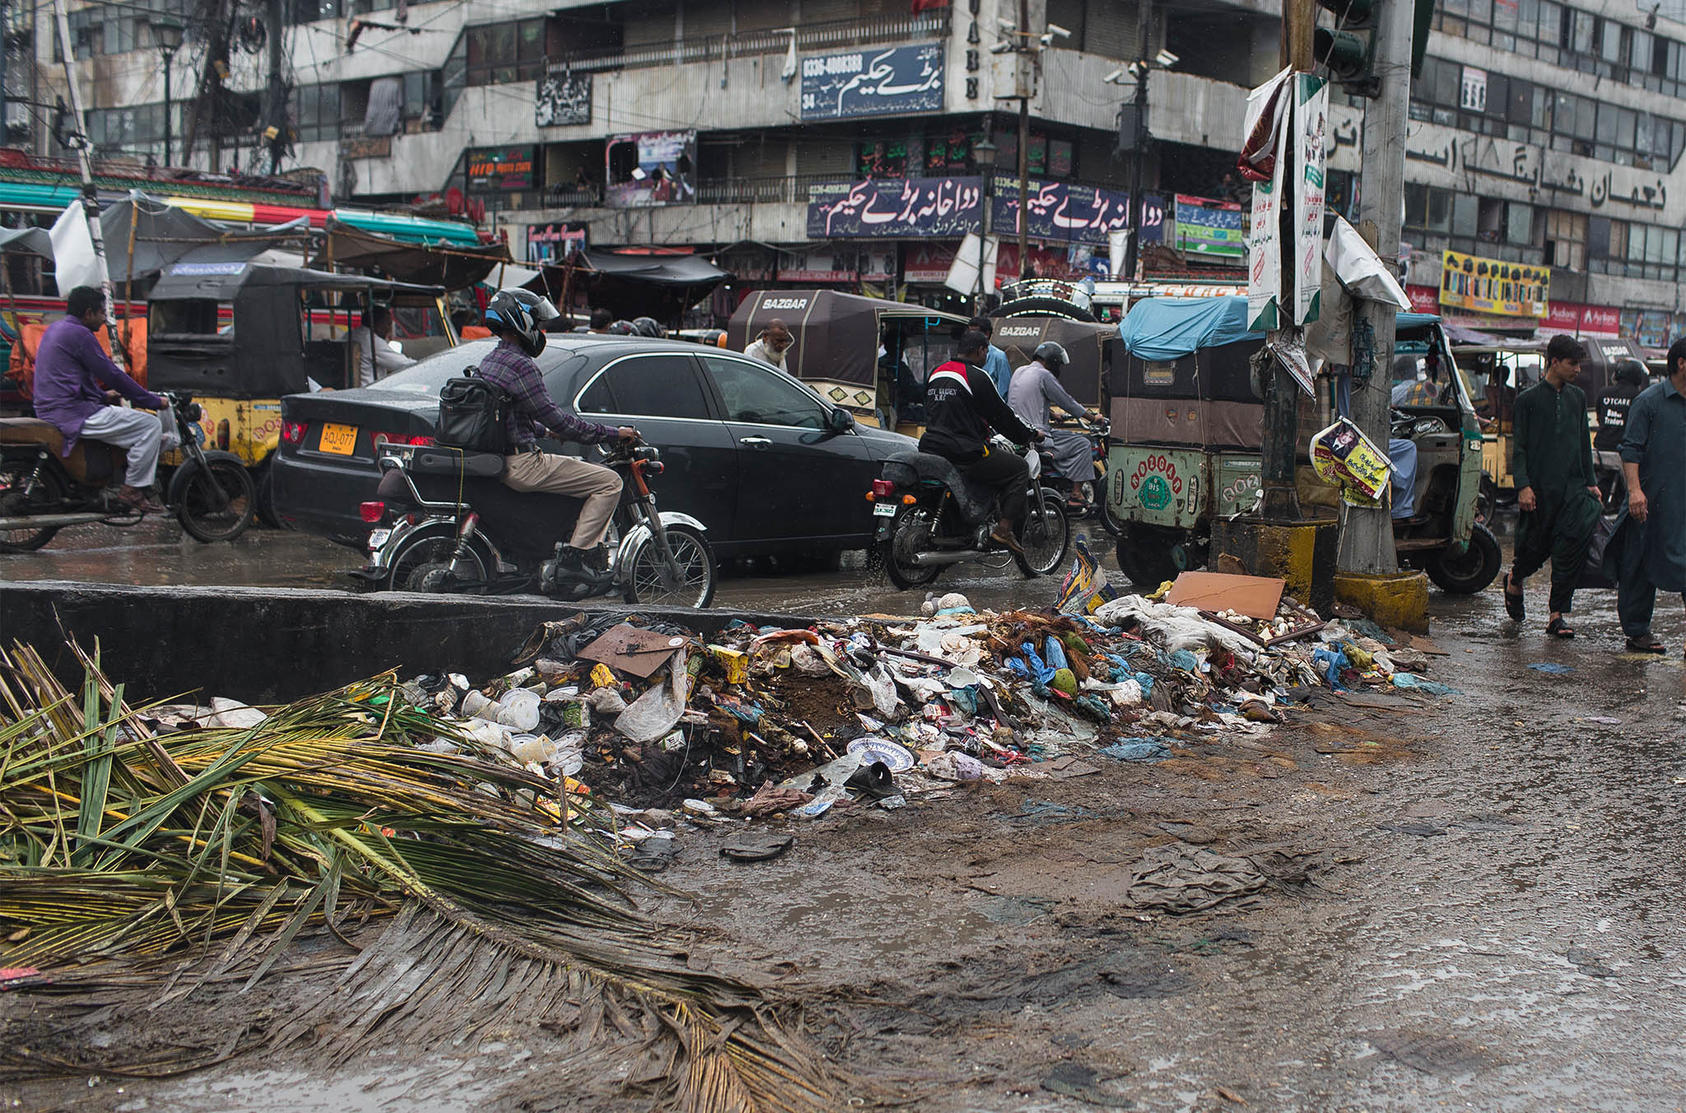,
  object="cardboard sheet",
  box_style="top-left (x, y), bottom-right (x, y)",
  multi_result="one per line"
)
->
top-left (576, 623), bottom-right (689, 679)
top-left (1165, 572), bottom-right (1286, 620)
